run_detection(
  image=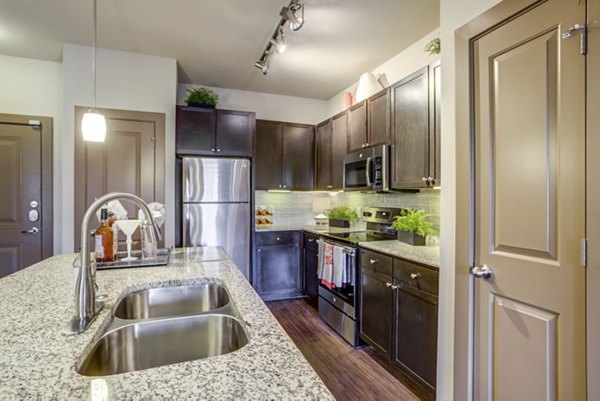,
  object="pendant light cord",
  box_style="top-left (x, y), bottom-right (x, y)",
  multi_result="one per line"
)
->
top-left (92, 0), bottom-right (97, 110)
